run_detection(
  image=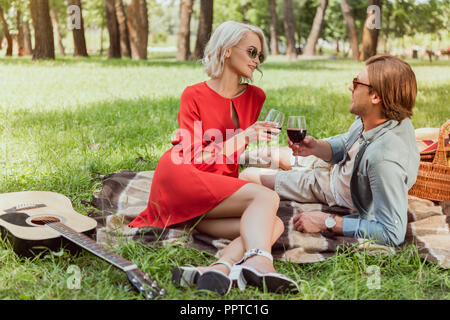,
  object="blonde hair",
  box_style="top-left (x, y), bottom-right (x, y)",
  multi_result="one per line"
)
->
top-left (202, 21), bottom-right (268, 82)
